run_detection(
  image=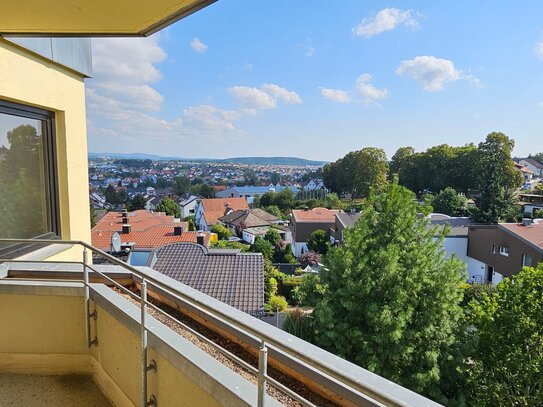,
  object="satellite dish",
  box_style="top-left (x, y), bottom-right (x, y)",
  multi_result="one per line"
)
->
top-left (111, 232), bottom-right (122, 253)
